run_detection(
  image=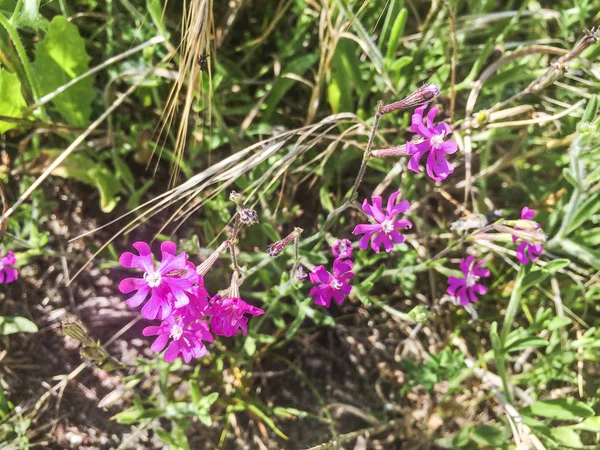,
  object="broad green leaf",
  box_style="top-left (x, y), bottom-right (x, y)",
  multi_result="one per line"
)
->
top-left (40, 149), bottom-right (121, 212)
top-left (0, 69), bottom-right (27, 132)
top-left (529, 398), bottom-right (594, 420)
top-left (550, 427), bottom-right (583, 447)
top-left (0, 316), bottom-right (38, 335)
top-left (32, 16), bottom-right (93, 126)
top-left (470, 425), bottom-right (504, 446)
